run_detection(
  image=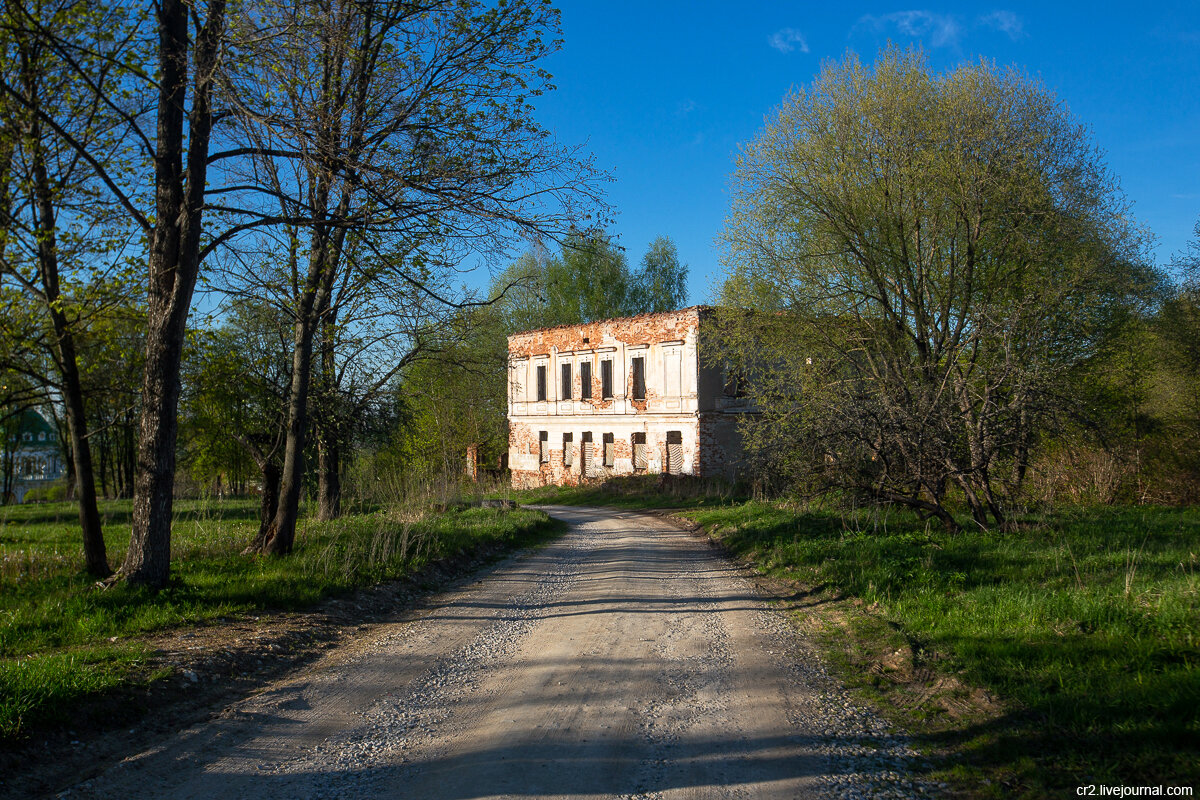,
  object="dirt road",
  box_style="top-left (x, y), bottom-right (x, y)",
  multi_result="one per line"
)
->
top-left (61, 506), bottom-right (934, 799)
